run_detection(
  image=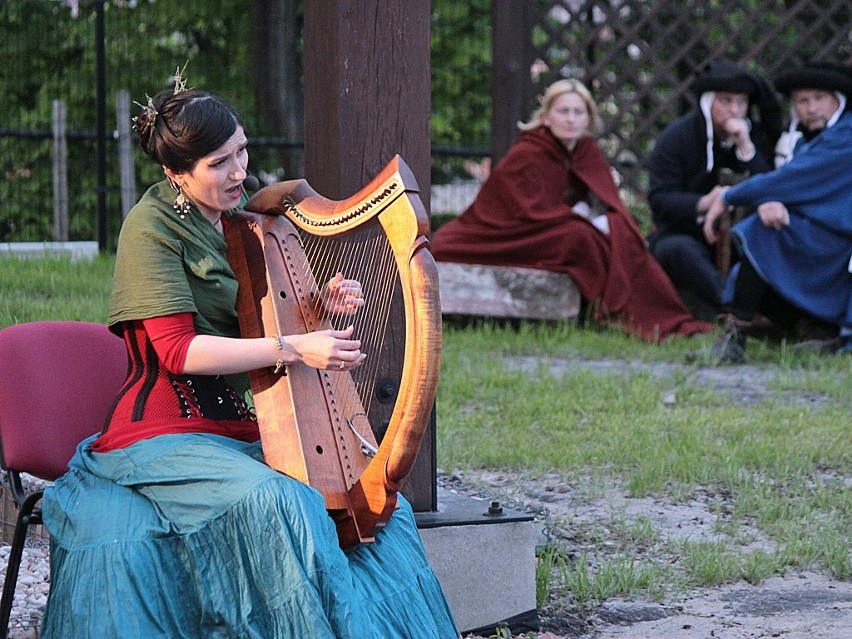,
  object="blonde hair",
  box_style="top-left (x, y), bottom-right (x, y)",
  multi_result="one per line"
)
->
top-left (518, 79), bottom-right (601, 133)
